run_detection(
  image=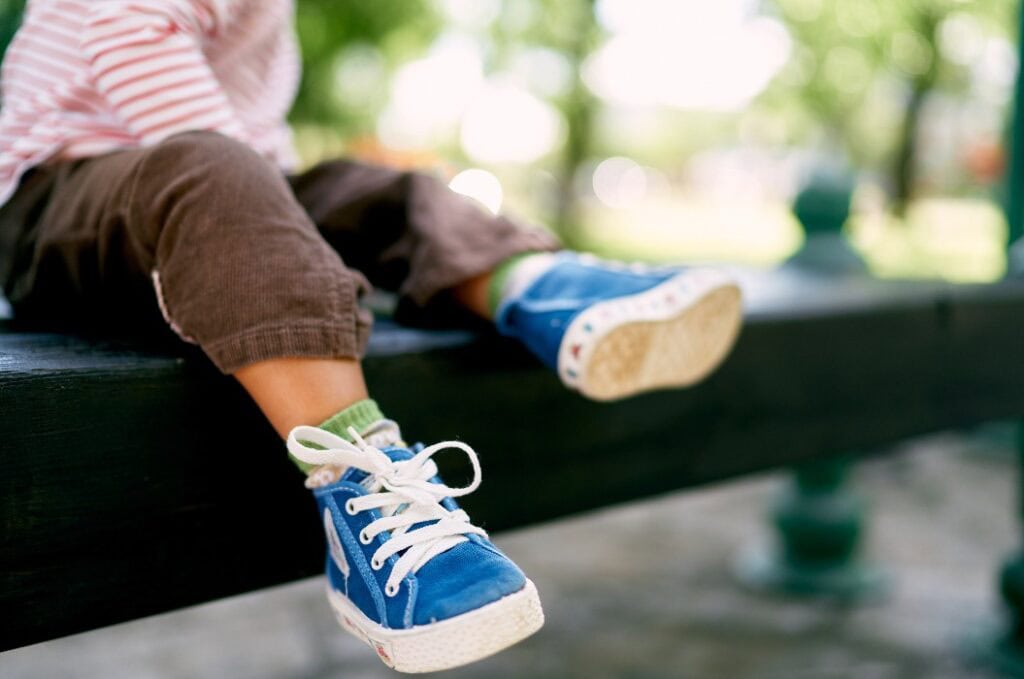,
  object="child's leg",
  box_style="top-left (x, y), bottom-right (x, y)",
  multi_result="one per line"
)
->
top-left (287, 159), bottom-right (743, 400)
top-left (450, 271), bottom-right (494, 319)
top-left (1, 132), bottom-right (542, 672)
top-left (4, 131), bottom-right (374, 378)
top-left (287, 159), bottom-right (560, 324)
top-left (2, 130), bottom-right (388, 448)
top-left (234, 357), bottom-right (368, 437)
